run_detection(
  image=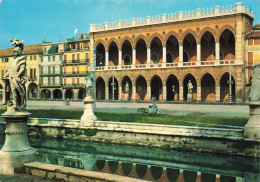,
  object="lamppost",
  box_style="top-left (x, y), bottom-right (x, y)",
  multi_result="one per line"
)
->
top-left (93, 49), bottom-right (103, 109)
top-left (111, 70), bottom-right (116, 100)
top-left (227, 59), bottom-right (234, 103)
